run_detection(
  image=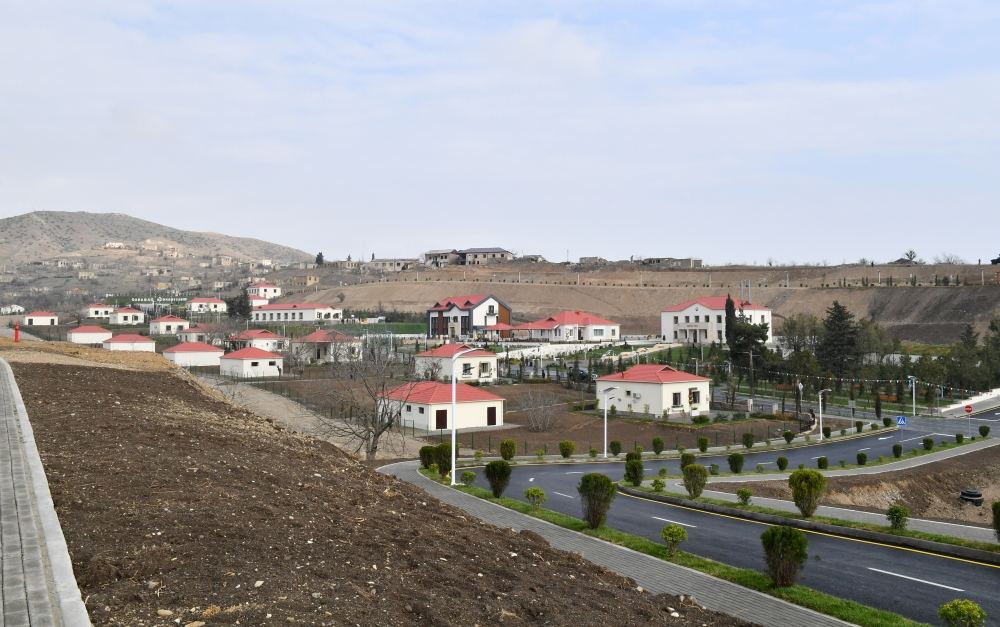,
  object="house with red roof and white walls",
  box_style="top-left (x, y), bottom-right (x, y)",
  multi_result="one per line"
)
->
top-left (660, 296), bottom-right (773, 346)
top-left (82, 303), bottom-right (113, 319)
top-left (67, 325), bottom-right (112, 345)
top-left (229, 329), bottom-right (287, 353)
top-left (23, 311), bottom-right (58, 327)
top-left (413, 343), bottom-right (498, 384)
top-left (220, 347), bottom-right (283, 378)
top-left (186, 297), bottom-right (228, 315)
top-left (379, 381), bottom-right (505, 431)
top-left (246, 281), bottom-right (281, 300)
top-left (289, 329), bottom-right (361, 364)
top-left (163, 342), bottom-right (224, 367)
top-left (596, 364), bottom-right (710, 418)
top-left (102, 333), bottom-right (156, 352)
top-left (426, 294), bottom-right (511, 339)
top-left (109, 307), bottom-right (145, 325)
top-left (512, 311), bottom-right (620, 343)
top-left (251, 303), bottom-right (342, 324)
top-left (149, 315), bottom-right (190, 335)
